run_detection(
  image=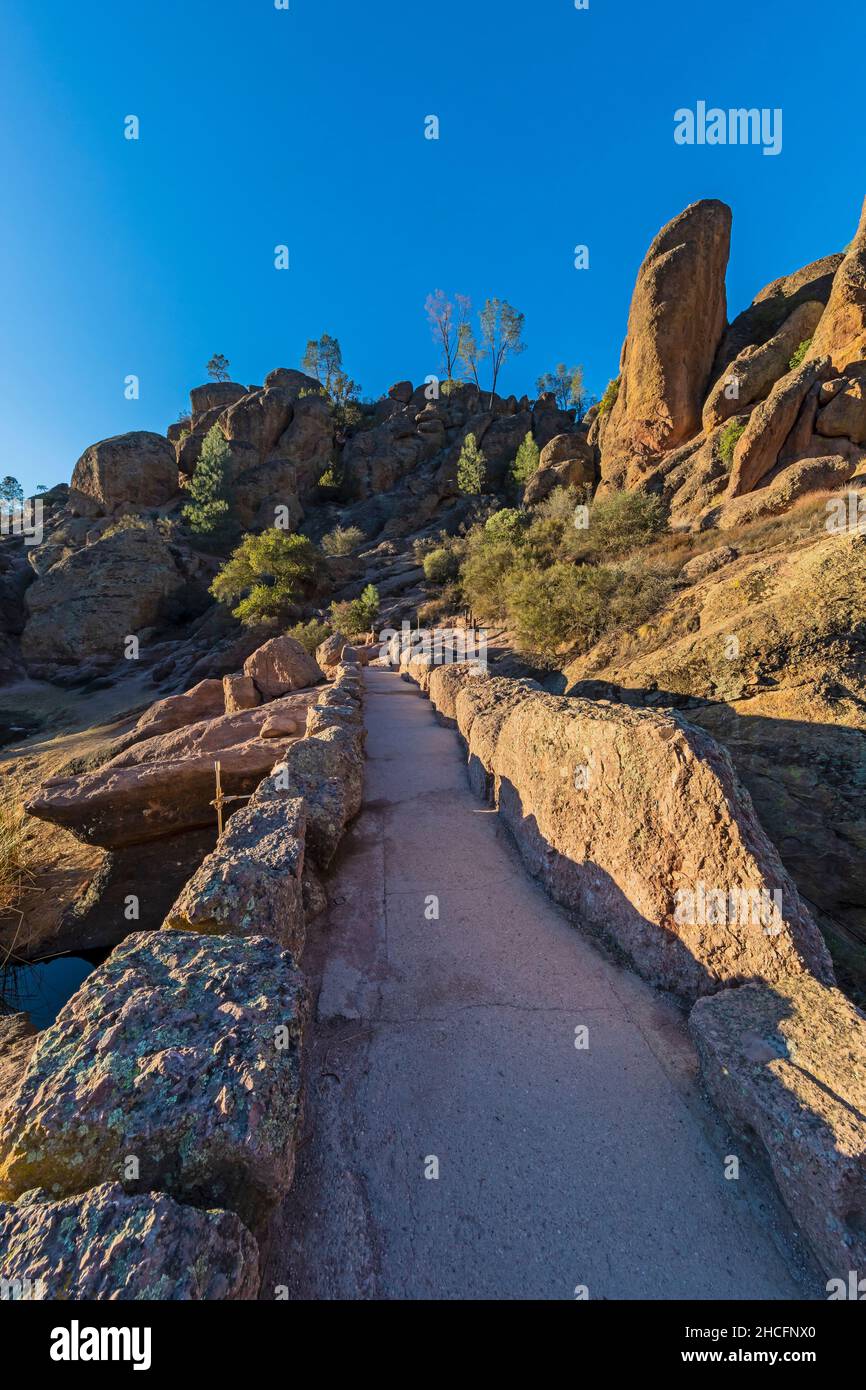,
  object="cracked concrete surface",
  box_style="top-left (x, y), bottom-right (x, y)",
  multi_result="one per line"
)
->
top-left (263, 668), bottom-right (820, 1300)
